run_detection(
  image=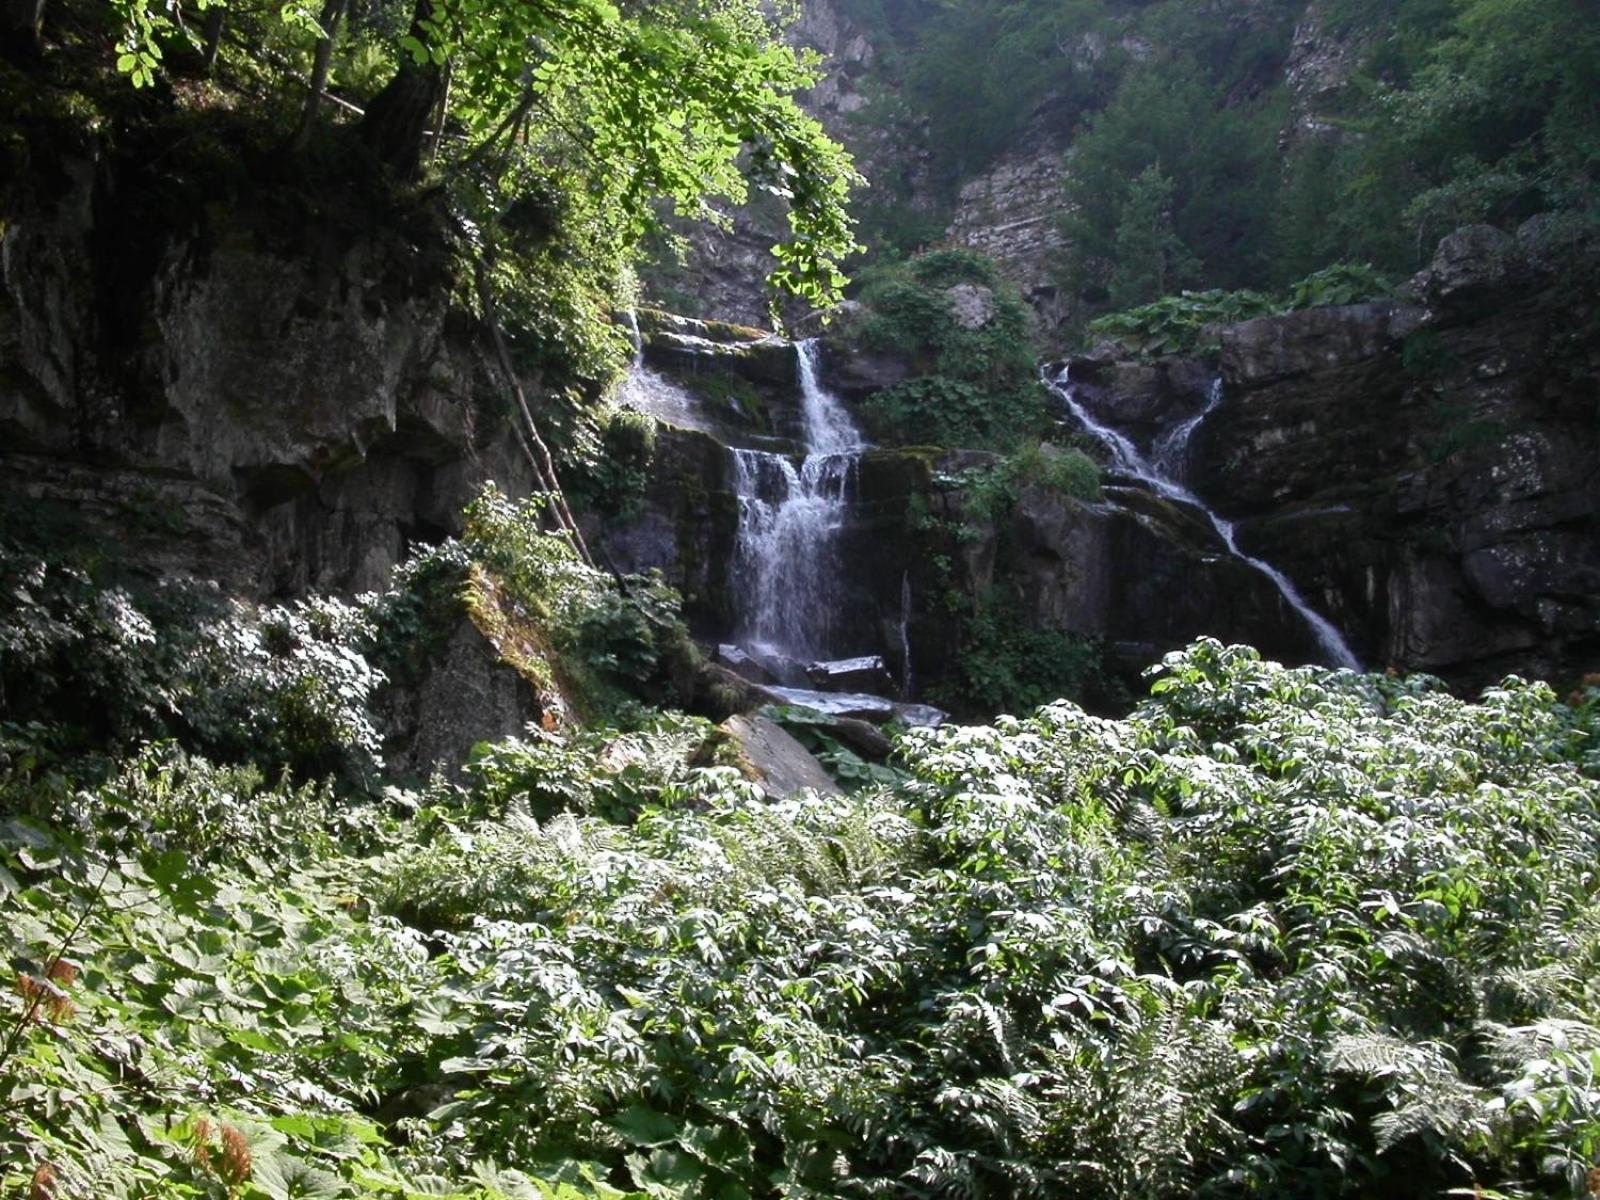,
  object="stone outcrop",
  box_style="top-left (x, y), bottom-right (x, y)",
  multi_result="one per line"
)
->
top-left (944, 134), bottom-right (1072, 323)
top-left (1192, 224), bottom-right (1600, 690)
top-left (720, 713), bottom-right (840, 798)
top-left (1281, 2), bottom-right (1366, 148)
top-left (0, 148), bottom-right (559, 775)
top-left (0, 157), bottom-right (534, 598)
